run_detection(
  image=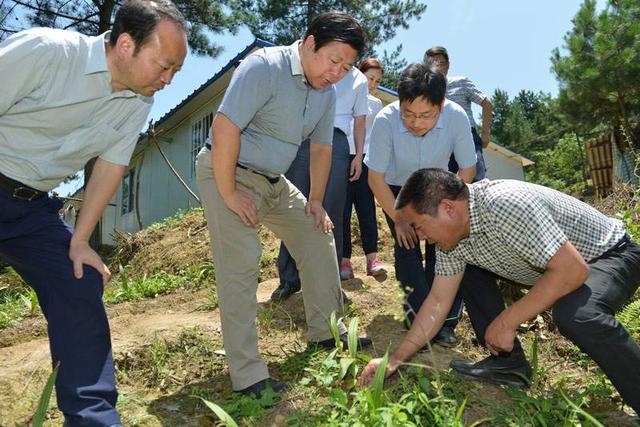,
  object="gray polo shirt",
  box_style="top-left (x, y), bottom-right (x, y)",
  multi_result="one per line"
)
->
top-left (217, 42), bottom-right (336, 177)
top-left (365, 100), bottom-right (476, 186)
top-left (435, 179), bottom-right (626, 285)
top-left (446, 76), bottom-right (487, 128)
top-left (0, 28), bottom-right (153, 191)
